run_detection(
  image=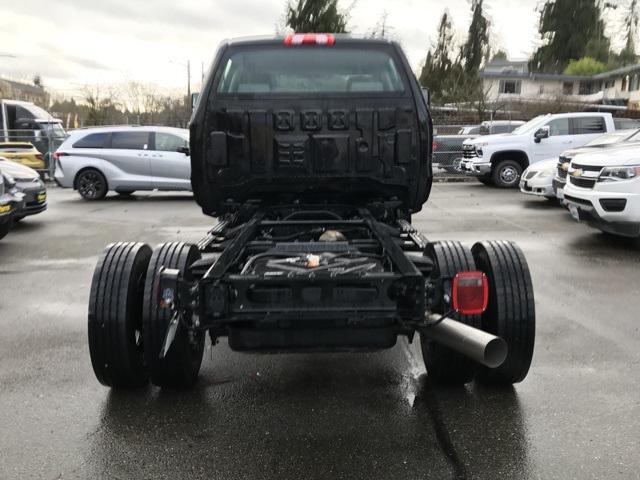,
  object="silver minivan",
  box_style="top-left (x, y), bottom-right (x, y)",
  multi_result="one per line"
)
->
top-left (54, 126), bottom-right (190, 200)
